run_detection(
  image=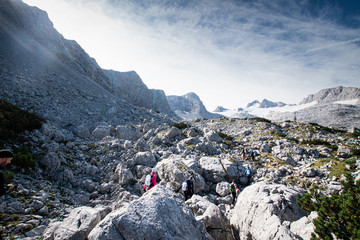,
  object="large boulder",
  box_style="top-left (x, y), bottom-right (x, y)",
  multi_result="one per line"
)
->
top-left (166, 126), bottom-right (182, 139)
top-left (115, 125), bottom-right (141, 141)
top-left (230, 182), bottom-right (306, 240)
top-left (91, 125), bottom-right (111, 140)
top-left (88, 186), bottom-right (212, 240)
top-left (215, 182), bottom-right (230, 197)
top-left (290, 211), bottom-right (317, 240)
top-left (205, 131), bottom-right (222, 143)
top-left (134, 152), bottom-right (157, 167)
top-left (134, 137), bottom-right (150, 151)
top-left (221, 159), bottom-right (245, 181)
top-left (187, 195), bottom-right (232, 240)
top-left (113, 163), bottom-right (134, 186)
top-left (186, 195), bottom-right (214, 217)
top-left (198, 204), bottom-right (232, 240)
top-left (42, 207), bottom-right (101, 240)
top-left (39, 152), bottom-right (61, 173)
top-left (199, 157), bottom-right (227, 183)
top-left (156, 158), bottom-right (205, 193)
